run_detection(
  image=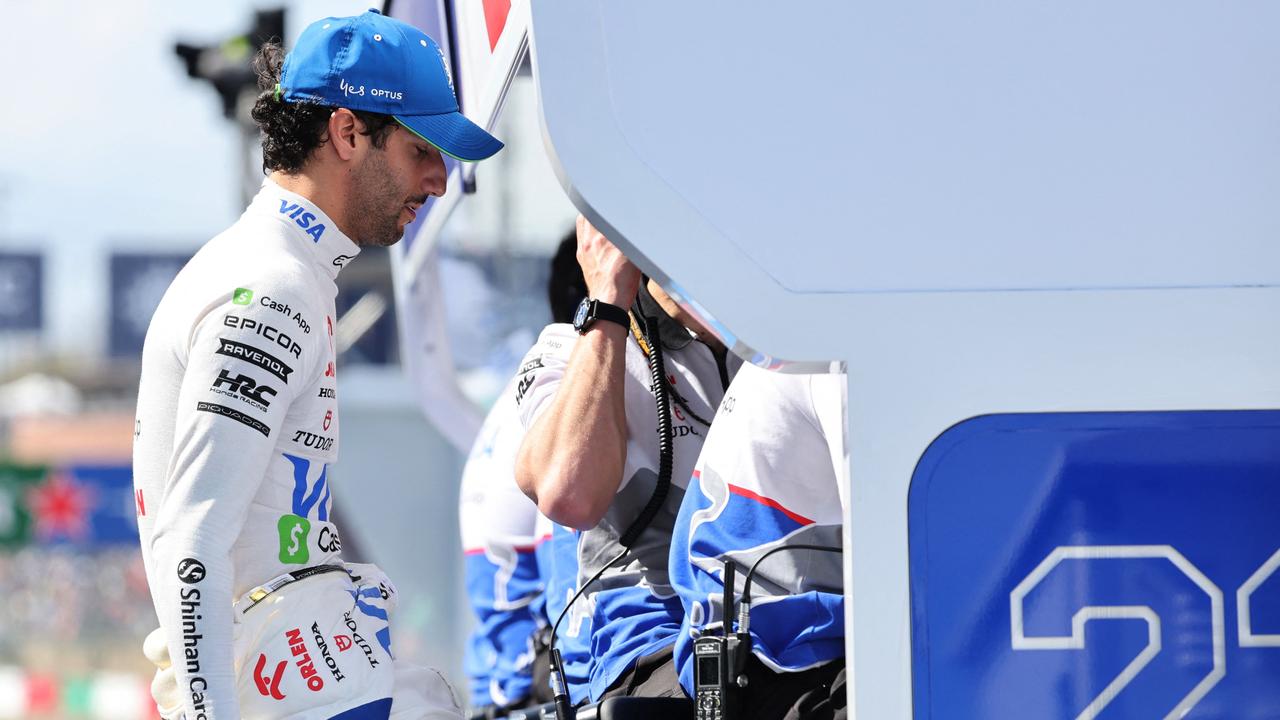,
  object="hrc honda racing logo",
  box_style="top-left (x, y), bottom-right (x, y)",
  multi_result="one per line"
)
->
top-left (176, 558), bottom-right (209, 718)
